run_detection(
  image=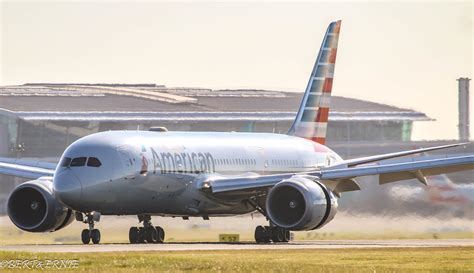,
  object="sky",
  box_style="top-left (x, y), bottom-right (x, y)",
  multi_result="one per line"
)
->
top-left (1, 1), bottom-right (472, 140)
